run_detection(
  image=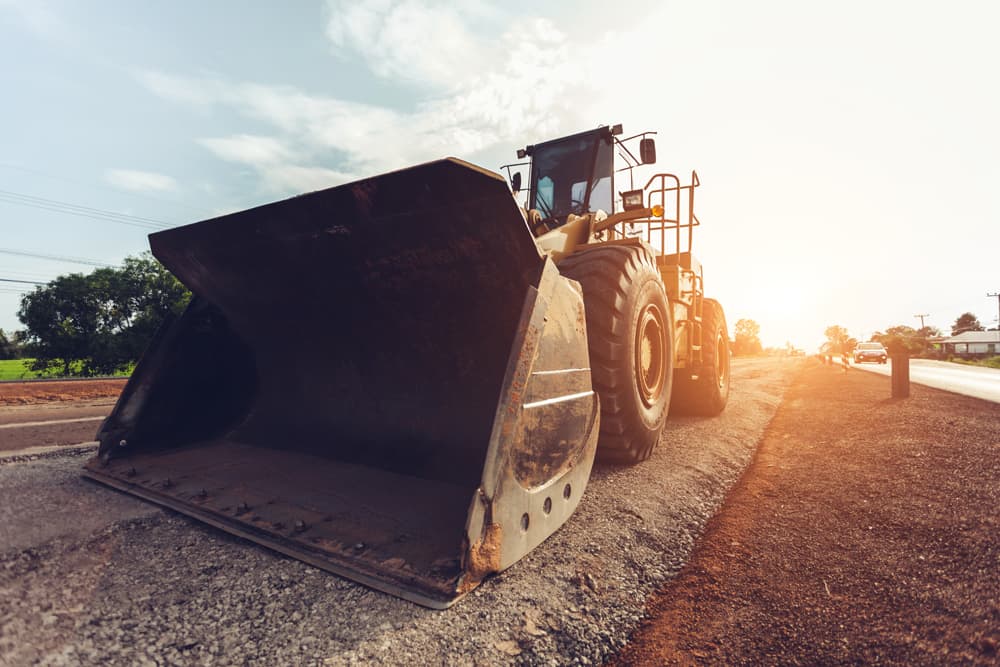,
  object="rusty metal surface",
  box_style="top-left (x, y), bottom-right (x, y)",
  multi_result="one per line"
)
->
top-left (87, 159), bottom-right (602, 607)
top-left (86, 440), bottom-right (470, 606)
top-left (464, 260), bottom-right (599, 586)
